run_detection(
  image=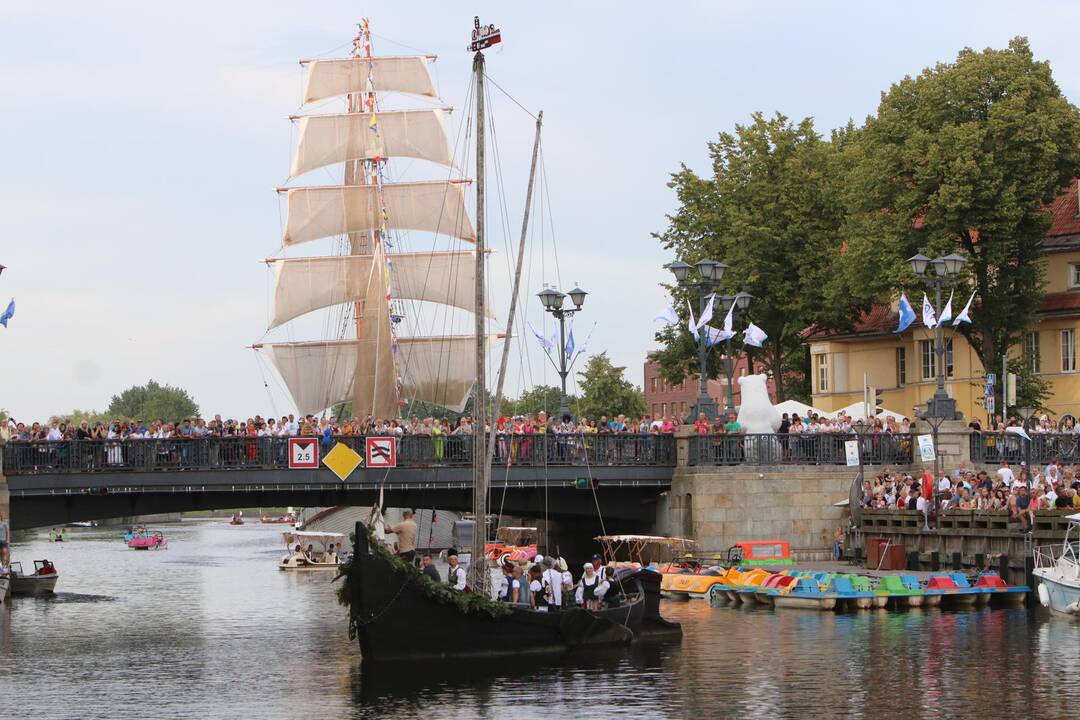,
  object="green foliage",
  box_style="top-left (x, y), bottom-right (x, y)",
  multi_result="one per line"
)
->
top-left (840, 37), bottom-right (1080, 375)
top-left (654, 112), bottom-right (853, 401)
top-left (59, 409), bottom-right (113, 426)
top-left (500, 384), bottom-right (577, 418)
top-left (107, 379), bottom-right (199, 421)
top-left (337, 530), bottom-right (511, 619)
top-left (1006, 357), bottom-right (1053, 416)
top-left (572, 352), bottom-right (647, 421)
